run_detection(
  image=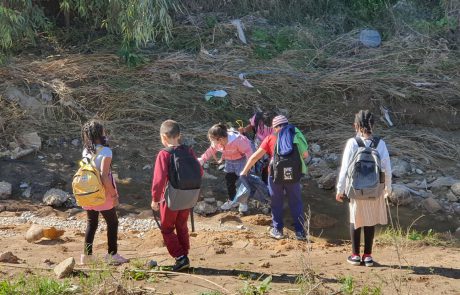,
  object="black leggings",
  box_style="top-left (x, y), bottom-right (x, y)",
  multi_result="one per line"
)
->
top-left (350, 224), bottom-right (375, 255)
top-left (84, 208), bottom-right (119, 255)
top-left (225, 172), bottom-right (239, 201)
